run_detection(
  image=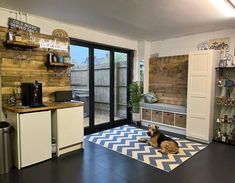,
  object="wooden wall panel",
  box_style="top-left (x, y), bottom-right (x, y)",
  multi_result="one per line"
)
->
top-left (149, 55), bottom-right (188, 106)
top-left (0, 26), bottom-right (71, 105)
